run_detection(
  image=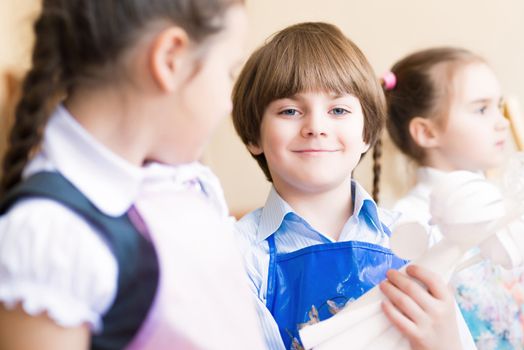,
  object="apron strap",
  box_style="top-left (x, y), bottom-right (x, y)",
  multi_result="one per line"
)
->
top-left (266, 234), bottom-right (277, 311)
